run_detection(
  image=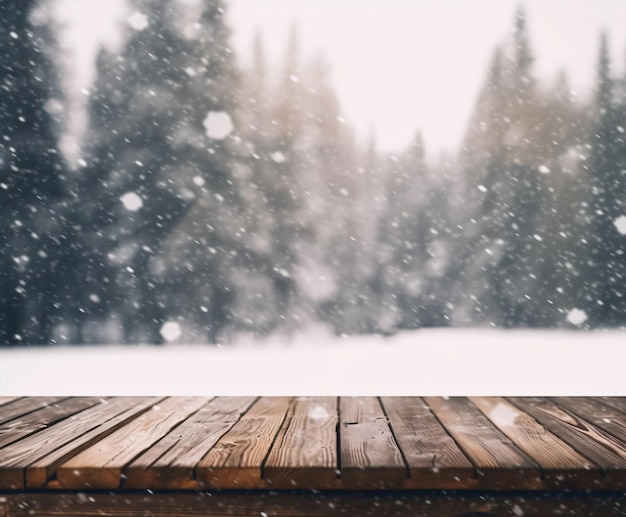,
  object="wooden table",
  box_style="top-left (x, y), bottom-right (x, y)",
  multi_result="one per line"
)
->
top-left (1, 396), bottom-right (626, 516)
